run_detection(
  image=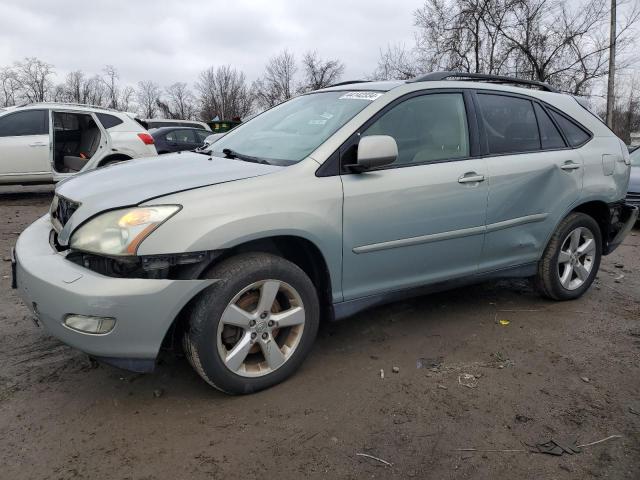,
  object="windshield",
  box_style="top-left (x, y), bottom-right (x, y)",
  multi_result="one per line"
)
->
top-left (207, 91), bottom-right (382, 165)
top-left (631, 147), bottom-right (640, 167)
